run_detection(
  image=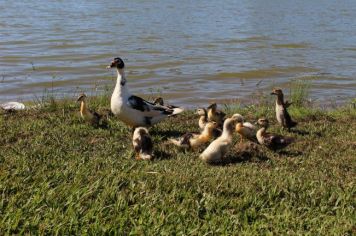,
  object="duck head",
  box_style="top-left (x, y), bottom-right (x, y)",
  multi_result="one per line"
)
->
top-left (153, 97), bottom-right (164, 106)
top-left (107, 57), bottom-right (125, 69)
top-left (77, 93), bottom-right (87, 102)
